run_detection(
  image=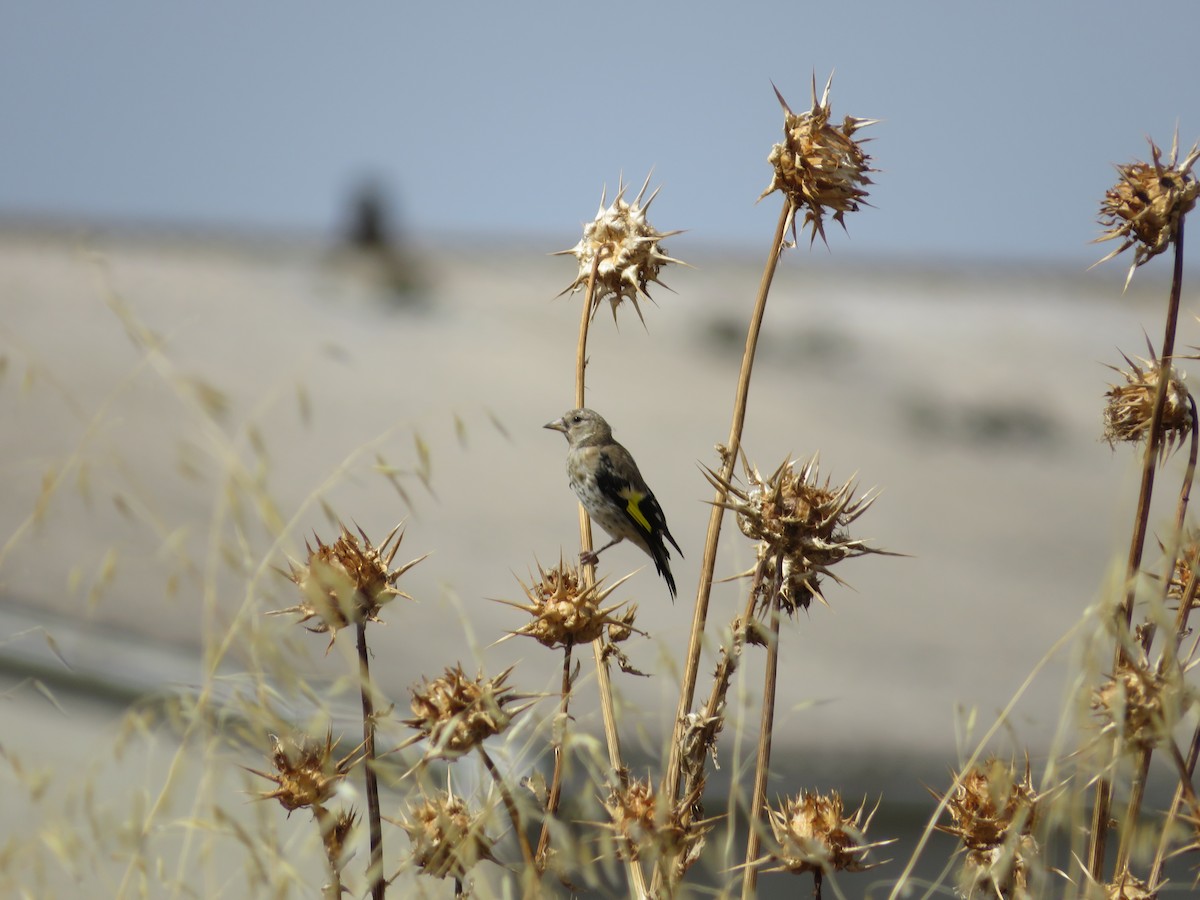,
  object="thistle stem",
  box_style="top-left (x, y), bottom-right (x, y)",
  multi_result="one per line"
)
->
top-left (1089, 219), bottom-right (1187, 882)
top-left (571, 249), bottom-right (648, 897)
top-left (535, 642), bottom-right (575, 870)
top-left (313, 804), bottom-right (344, 900)
top-left (477, 745), bottom-right (536, 876)
top-left (355, 621), bottom-right (386, 900)
top-left (742, 570), bottom-right (784, 900)
top-left (665, 199), bottom-right (793, 808)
